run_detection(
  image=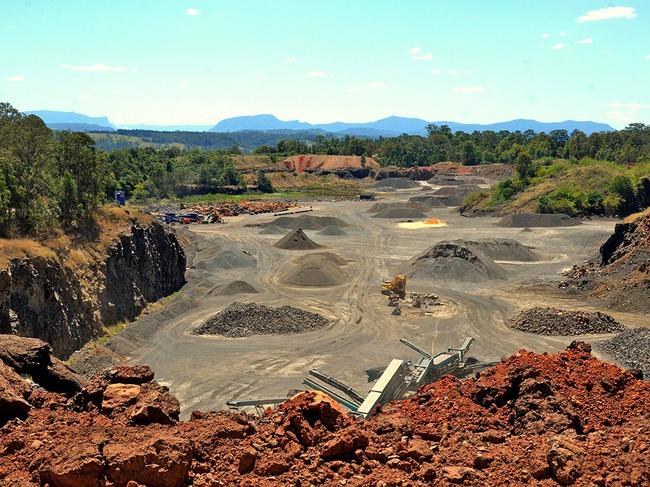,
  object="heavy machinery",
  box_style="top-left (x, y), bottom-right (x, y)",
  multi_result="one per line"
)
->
top-left (227, 337), bottom-right (498, 418)
top-left (382, 274), bottom-right (407, 300)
